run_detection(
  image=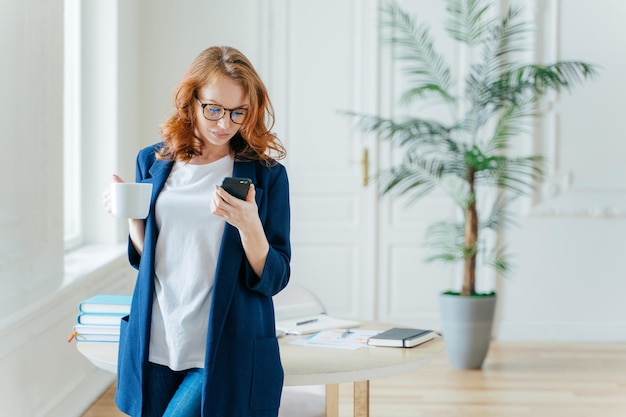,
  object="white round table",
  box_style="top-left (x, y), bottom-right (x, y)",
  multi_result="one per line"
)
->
top-left (77, 321), bottom-right (445, 417)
